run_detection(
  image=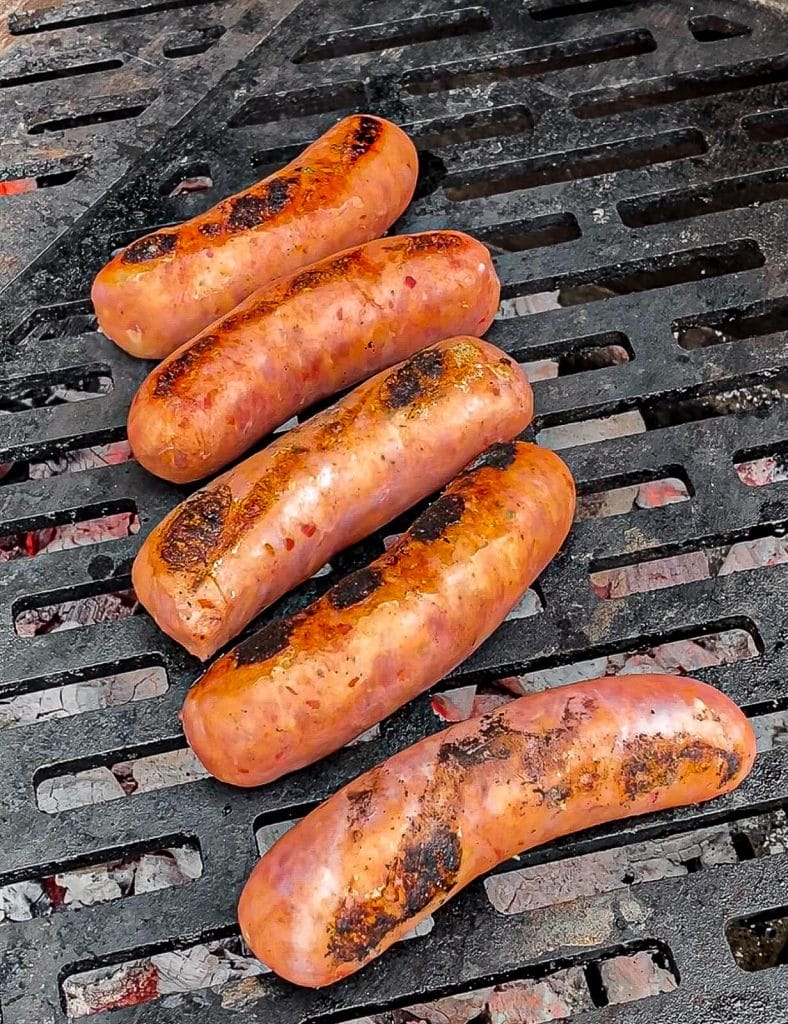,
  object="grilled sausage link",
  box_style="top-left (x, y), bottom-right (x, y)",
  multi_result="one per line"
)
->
top-left (181, 441), bottom-right (575, 785)
top-left (239, 675), bottom-right (755, 988)
top-left (92, 115), bottom-right (418, 359)
top-left (132, 337), bottom-right (533, 659)
top-left (127, 231), bottom-right (500, 483)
